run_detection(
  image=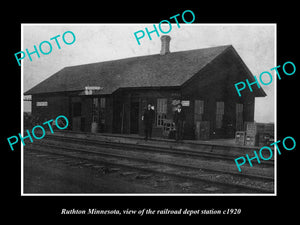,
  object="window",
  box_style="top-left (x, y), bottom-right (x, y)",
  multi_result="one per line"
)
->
top-left (236, 103), bottom-right (243, 130)
top-left (216, 101), bottom-right (224, 129)
top-left (157, 114), bottom-right (167, 127)
top-left (93, 98), bottom-right (99, 108)
top-left (194, 100), bottom-right (204, 121)
top-left (100, 97), bottom-right (106, 108)
top-left (92, 98), bottom-right (99, 122)
top-left (157, 98), bottom-right (167, 127)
